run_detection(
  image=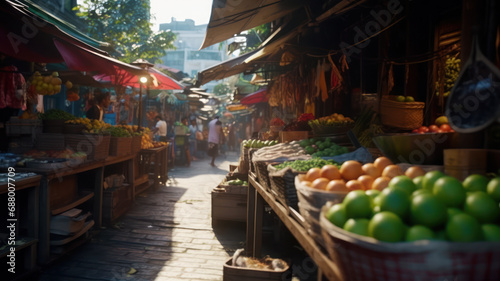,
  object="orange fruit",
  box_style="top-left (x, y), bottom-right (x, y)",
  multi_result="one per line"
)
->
top-left (302, 181), bottom-right (312, 187)
top-left (382, 165), bottom-right (403, 178)
top-left (373, 157), bottom-right (393, 175)
top-left (372, 176), bottom-right (391, 191)
top-left (389, 175), bottom-right (416, 196)
top-left (305, 167), bottom-right (321, 182)
top-left (482, 224), bottom-right (500, 241)
top-left (432, 176), bottom-right (466, 208)
top-left (340, 161), bottom-right (363, 181)
top-left (463, 174), bottom-right (489, 192)
top-left (405, 225), bottom-right (435, 241)
top-left (326, 180), bottom-right (348, 192)
top-left (343, 218), bottom-right (370, 236)
top-left (311, 177), bottom-right (329, 190)
top-left (378, 186), bottom-right (411, 219)
top-left (464, 191), bottom-right (500, 223)
top-left (346, 180), bottom-right (364, 191)
top-left (362, 163), bottom-right (380, 178)
top-left (343, 190), bottom-right (372, 219)
top-left (446, 213), bottom-right (482, 242)
top-left (422, 170), bottom-right (444, 190)
top-left (368, 211), bottom-right (405, 242)
top-left (325, 204), bottom-right (347, 228)
top-left (486, 177), bottom-right (500, 202)
top-left (405, 166), bottom-right (426, 179)
top-left (410, 193), bottom-right (447, 228)
top-left (358, 175), bottom-right (375, 190)
top-left (320, 165), bottom-right (341, 180)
